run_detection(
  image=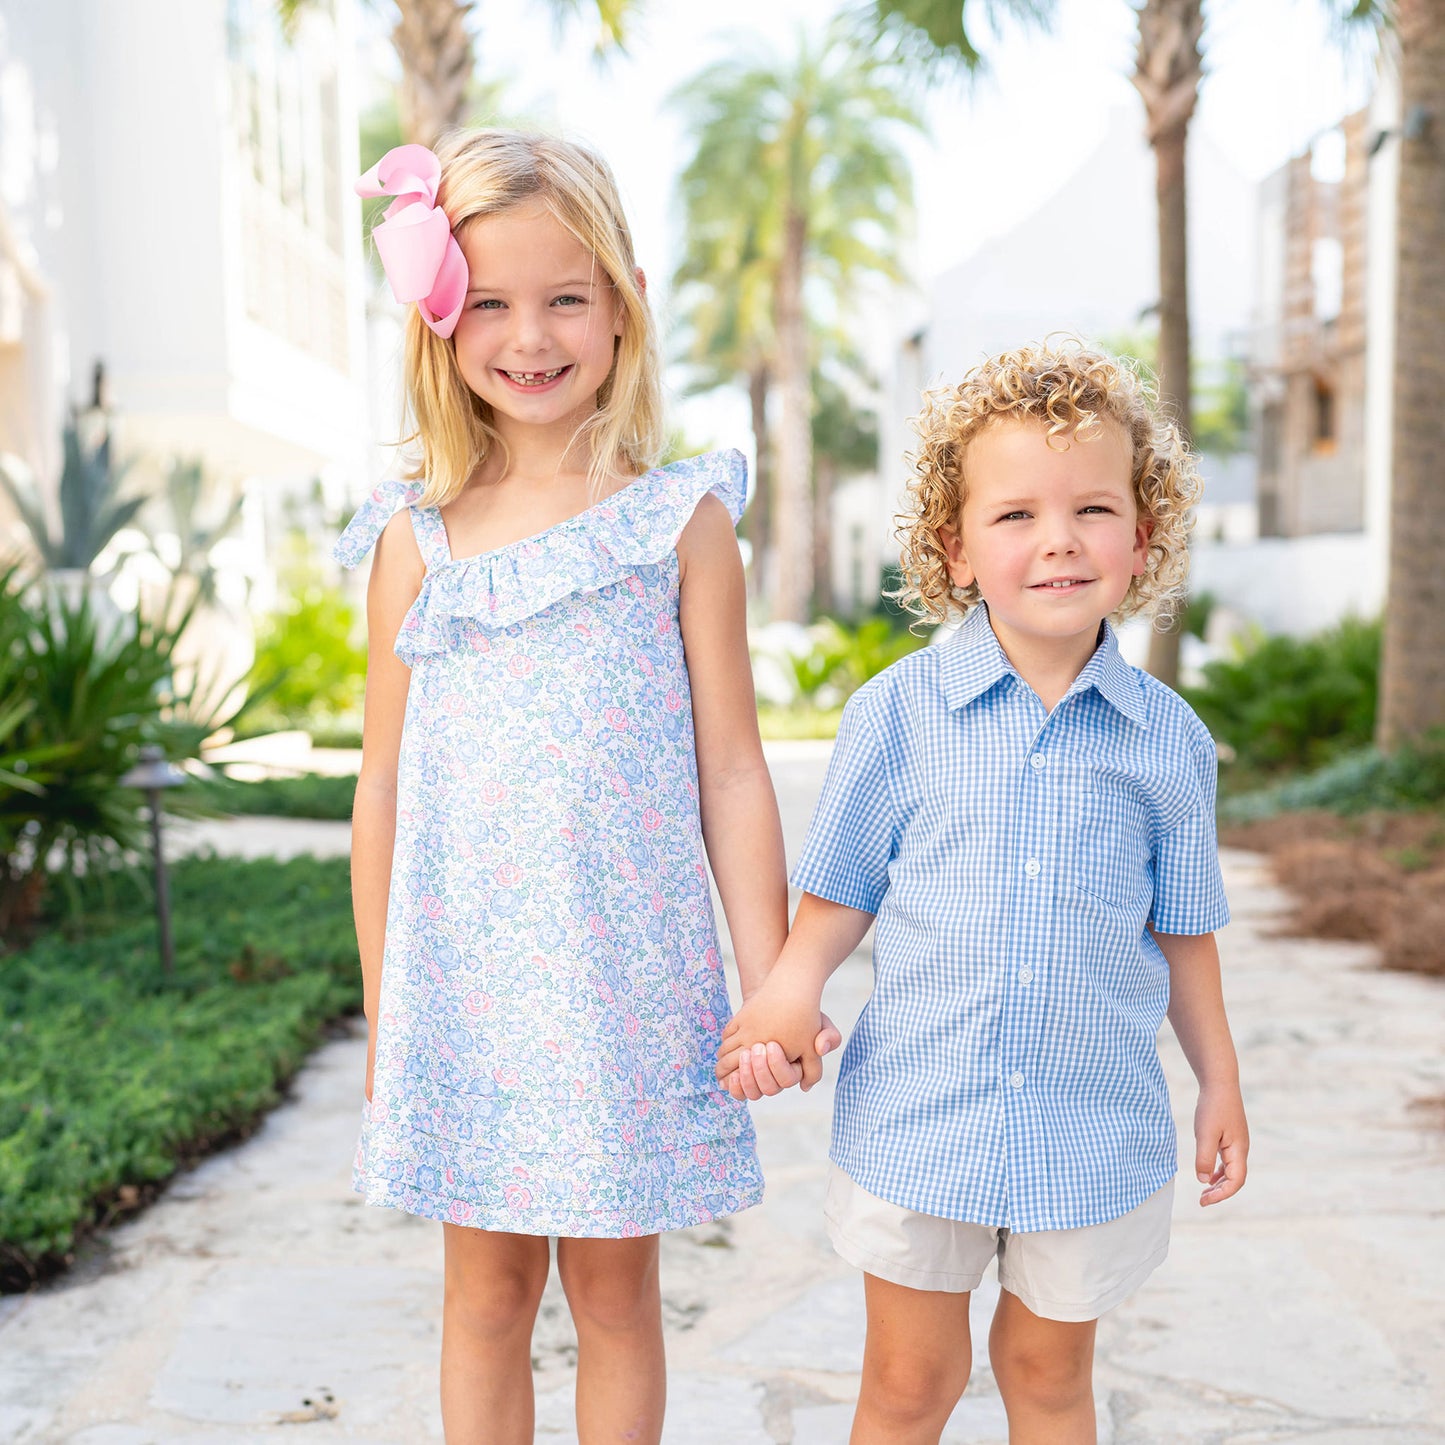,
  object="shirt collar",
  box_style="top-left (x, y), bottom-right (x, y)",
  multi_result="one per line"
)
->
top-left (937, 604), bottom-right (1150, 727)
